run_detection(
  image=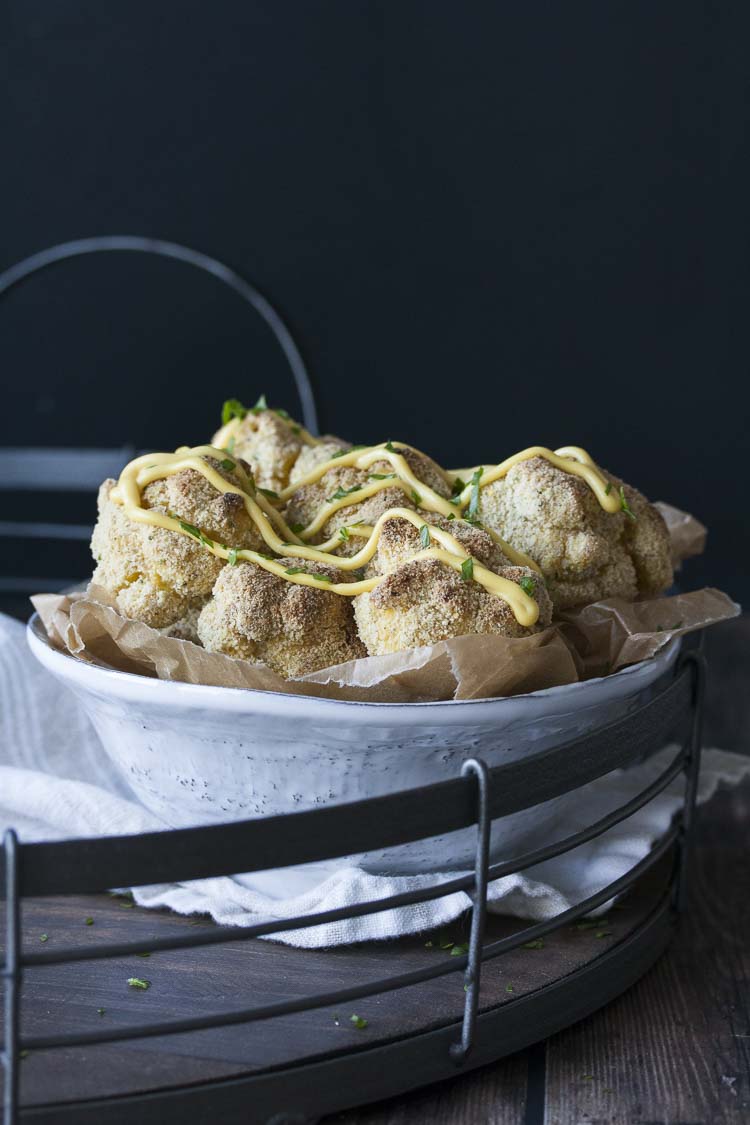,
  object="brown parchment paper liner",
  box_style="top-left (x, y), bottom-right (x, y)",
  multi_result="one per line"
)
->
top-left (31, 506), bottom-right (738, 702)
